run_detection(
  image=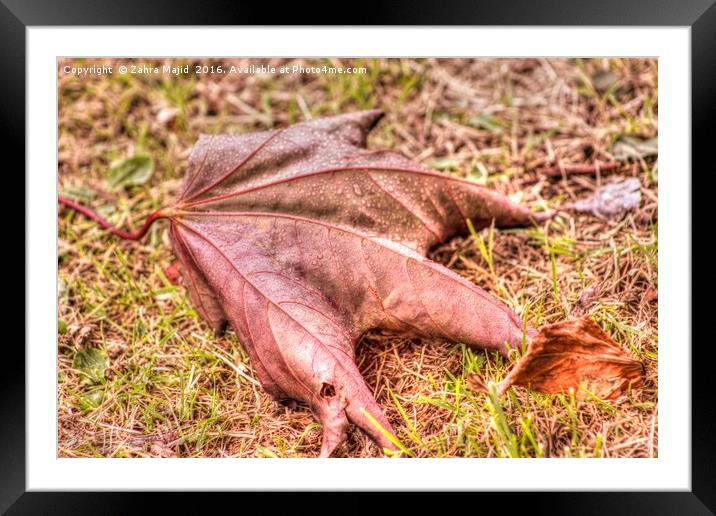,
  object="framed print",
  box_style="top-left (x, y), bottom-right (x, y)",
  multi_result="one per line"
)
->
top-left (4, 0), bottom-right (712, 513)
